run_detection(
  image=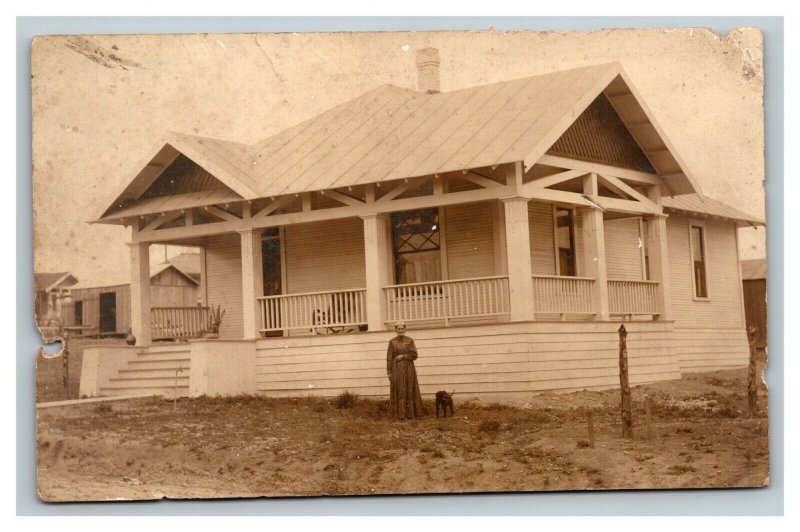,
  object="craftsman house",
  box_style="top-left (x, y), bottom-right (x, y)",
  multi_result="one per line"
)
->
top-left (80, 50), bottom-right (763, 400)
